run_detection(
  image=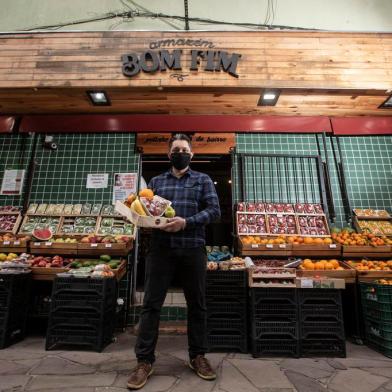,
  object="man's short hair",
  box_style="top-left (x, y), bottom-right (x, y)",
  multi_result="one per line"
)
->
top-left (168, 133), bottom-right (192, 150)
